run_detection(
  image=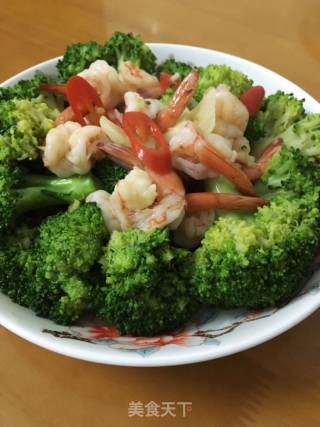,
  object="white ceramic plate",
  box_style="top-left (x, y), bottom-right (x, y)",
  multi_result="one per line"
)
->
top-left (0, 44), bottom-right (319, 367)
